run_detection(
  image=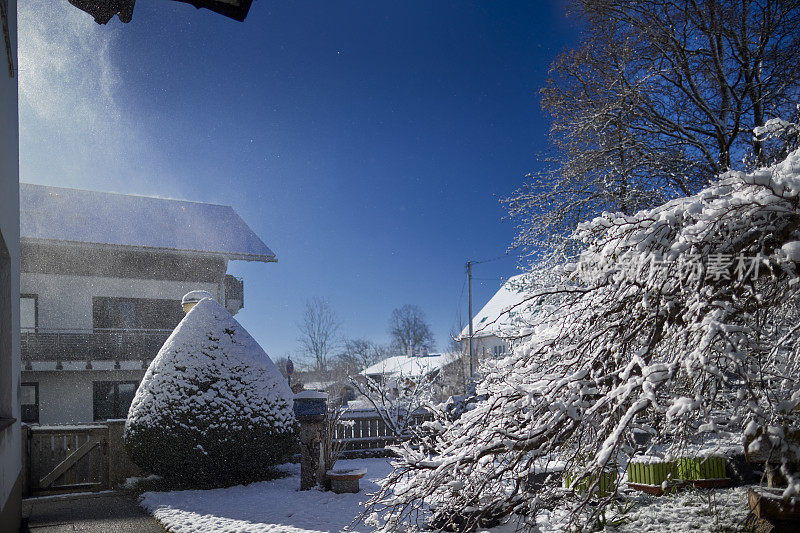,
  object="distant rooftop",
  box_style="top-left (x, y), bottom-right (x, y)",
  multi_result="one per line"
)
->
top-left (459, 273), bottom-right (534, 340)
top-left (362, 353), bottom-right (459, 379)
top-left (20, 183), bottom-right (276, 262)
